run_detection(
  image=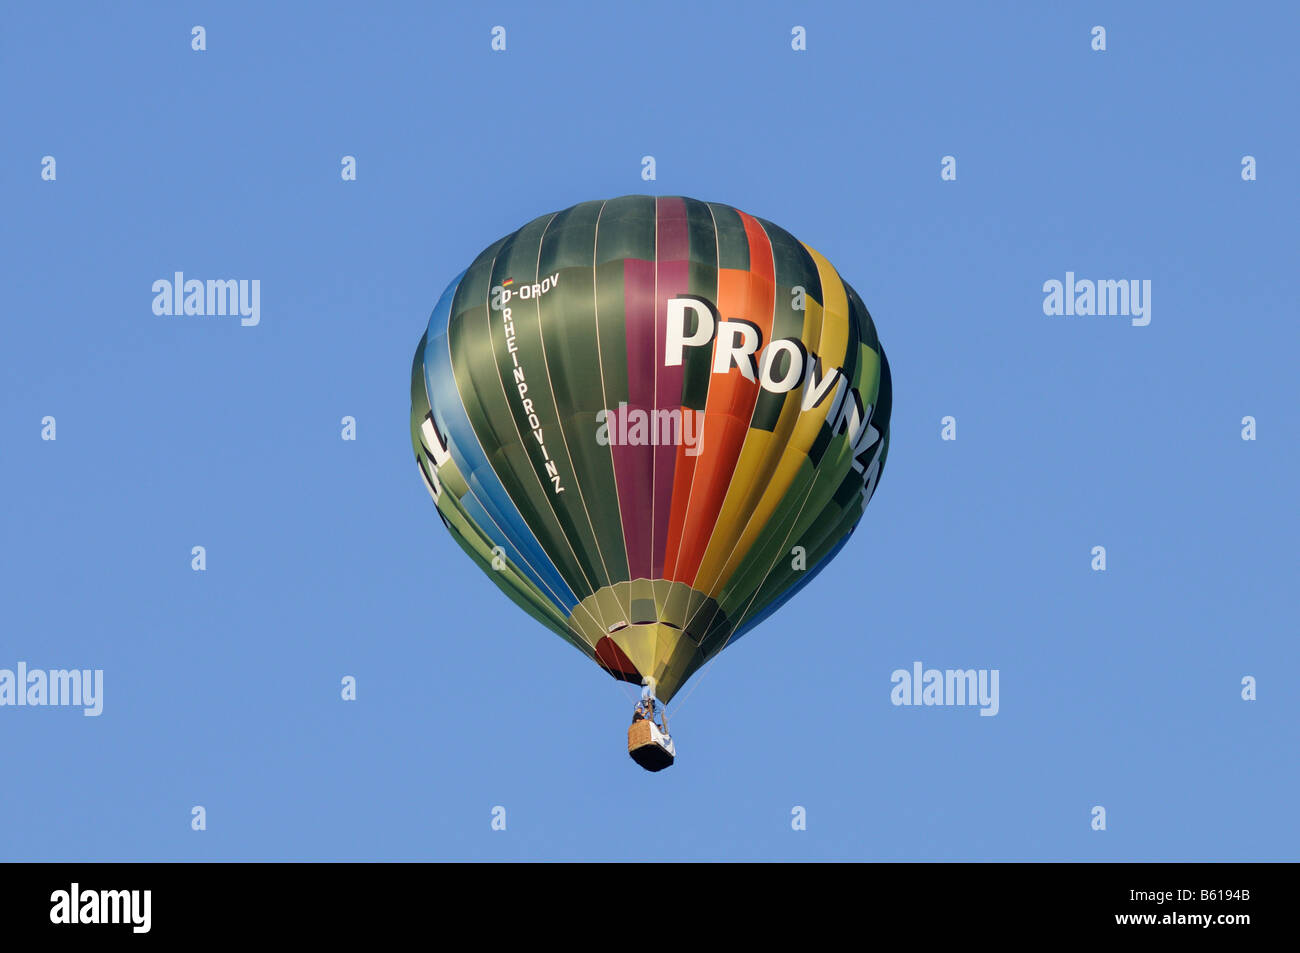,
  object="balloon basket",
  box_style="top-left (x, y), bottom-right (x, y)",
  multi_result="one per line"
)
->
top-left (628, 719), bottom-right (676, 772)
